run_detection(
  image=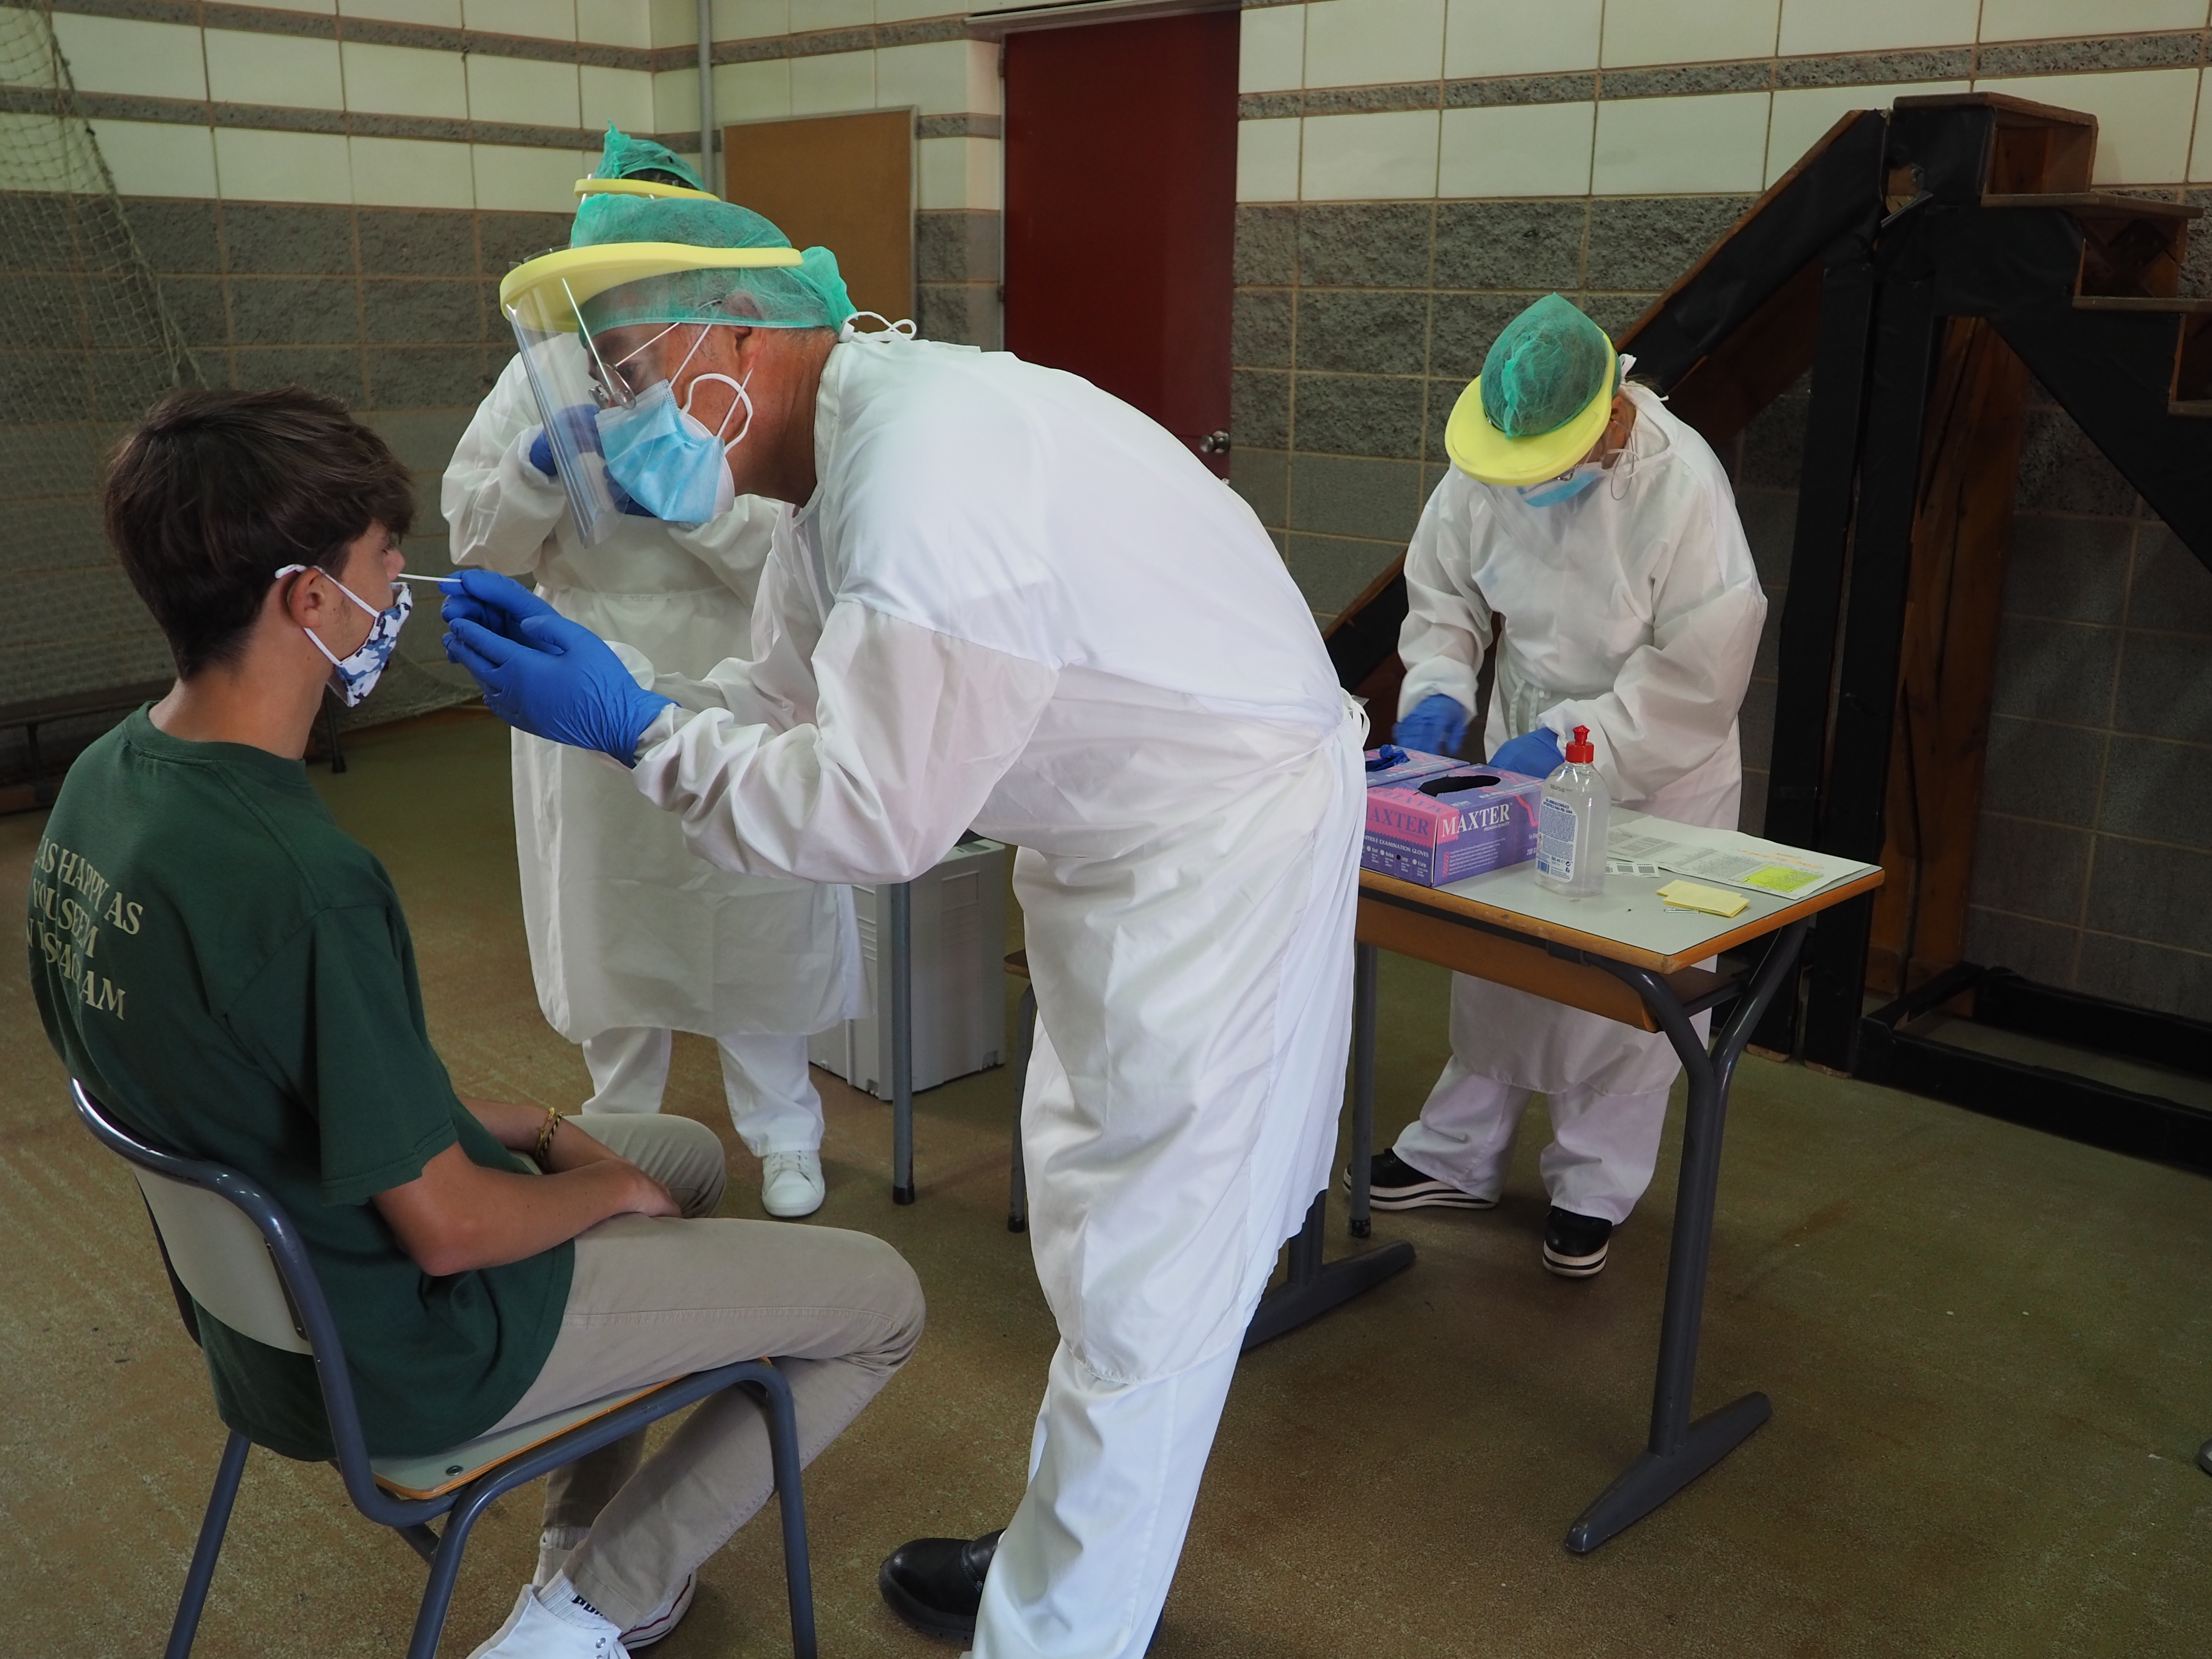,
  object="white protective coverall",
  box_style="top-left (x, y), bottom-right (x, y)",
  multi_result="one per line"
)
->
top-left (1393, 385), bottom-right (1766, 1222)
top-left (444, 349), bottom-right (858, 1151)
top-left (618, 333), bottom-right (1363, 1659)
